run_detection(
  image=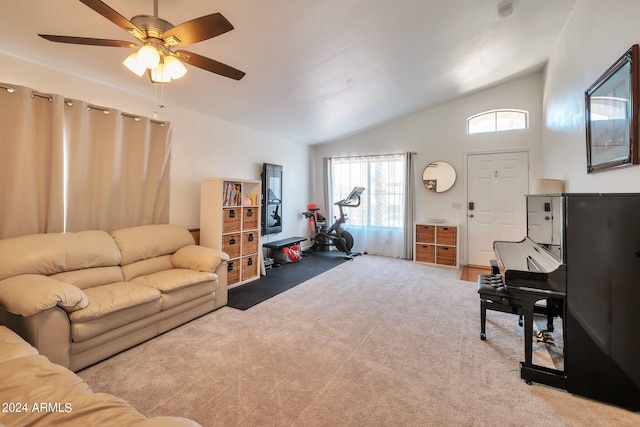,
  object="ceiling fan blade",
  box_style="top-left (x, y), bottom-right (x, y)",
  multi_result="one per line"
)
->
top-left (39, 34), bottom-right (138, 48)
top-left (163, 13), bottom-right (234, 47)
top-left (176, 50), bottom-right (245, 80)
top-left (79, 0), bottom-right (146, 40)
